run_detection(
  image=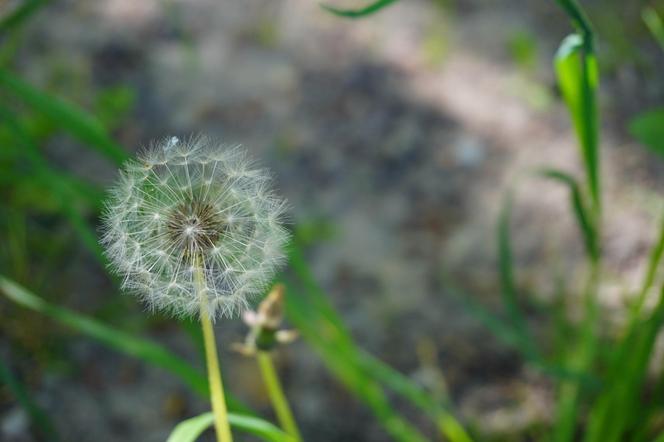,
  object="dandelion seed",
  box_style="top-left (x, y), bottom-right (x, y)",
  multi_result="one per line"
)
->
top-left (101, 136), bottom-right (290, 320)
